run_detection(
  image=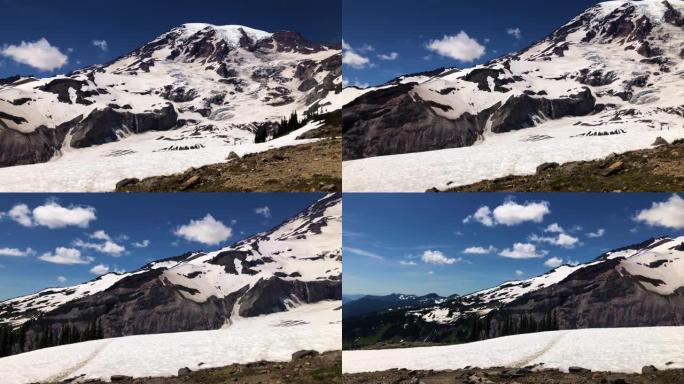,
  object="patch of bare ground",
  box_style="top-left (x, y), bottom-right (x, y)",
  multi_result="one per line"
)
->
top-left (343, 366), bottom-right (684, 384)
top-left (443, 139), bottom-right (684, 192)
top-left (54, 350), bottom-right (341, 384)
top-left (116, 138), bottom-right (341, 192)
